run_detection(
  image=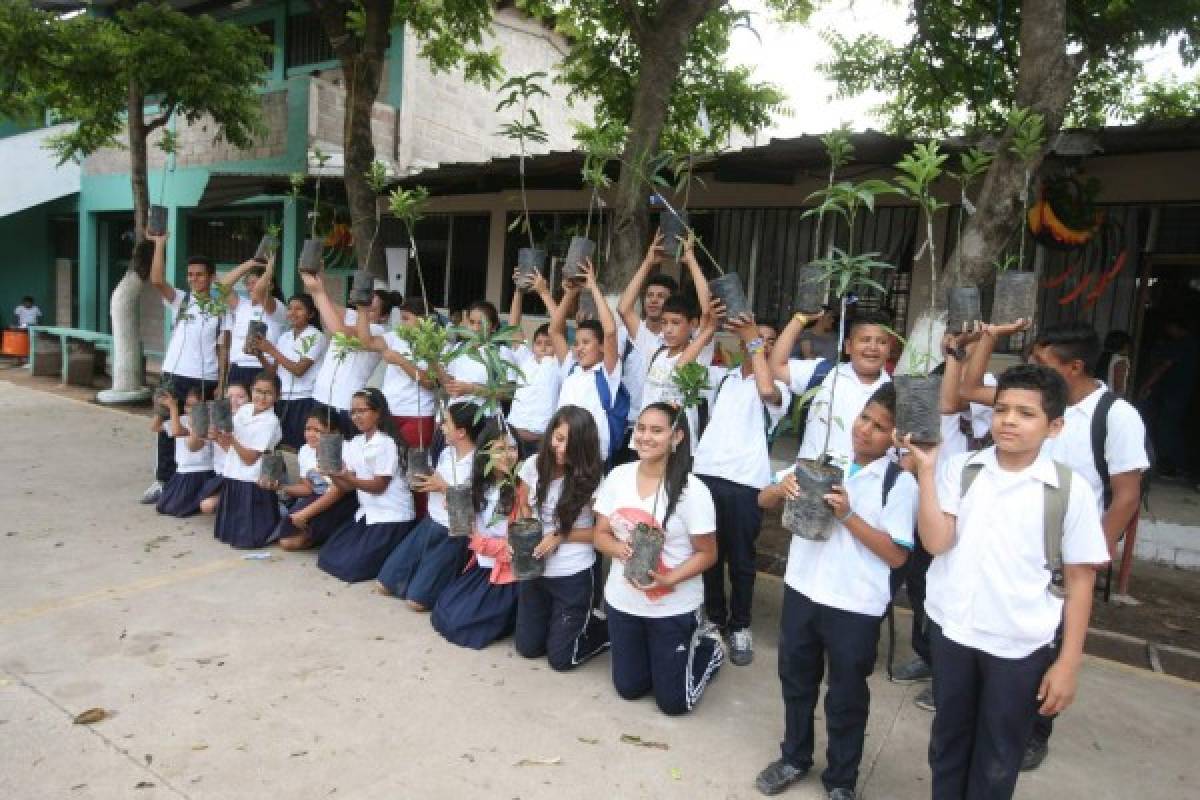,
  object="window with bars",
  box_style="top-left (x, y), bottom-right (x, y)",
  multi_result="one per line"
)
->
top-left (285, 12), bottom-right (335, 70)
top-left (188, 215), bottom-right (269, 265)
top-left (381, 214), bottom-right (492, 311)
